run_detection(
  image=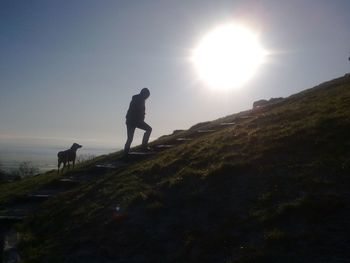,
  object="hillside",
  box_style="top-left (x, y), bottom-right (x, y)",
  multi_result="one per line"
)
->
top-left (1, 75), bottom-right (350, 262)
